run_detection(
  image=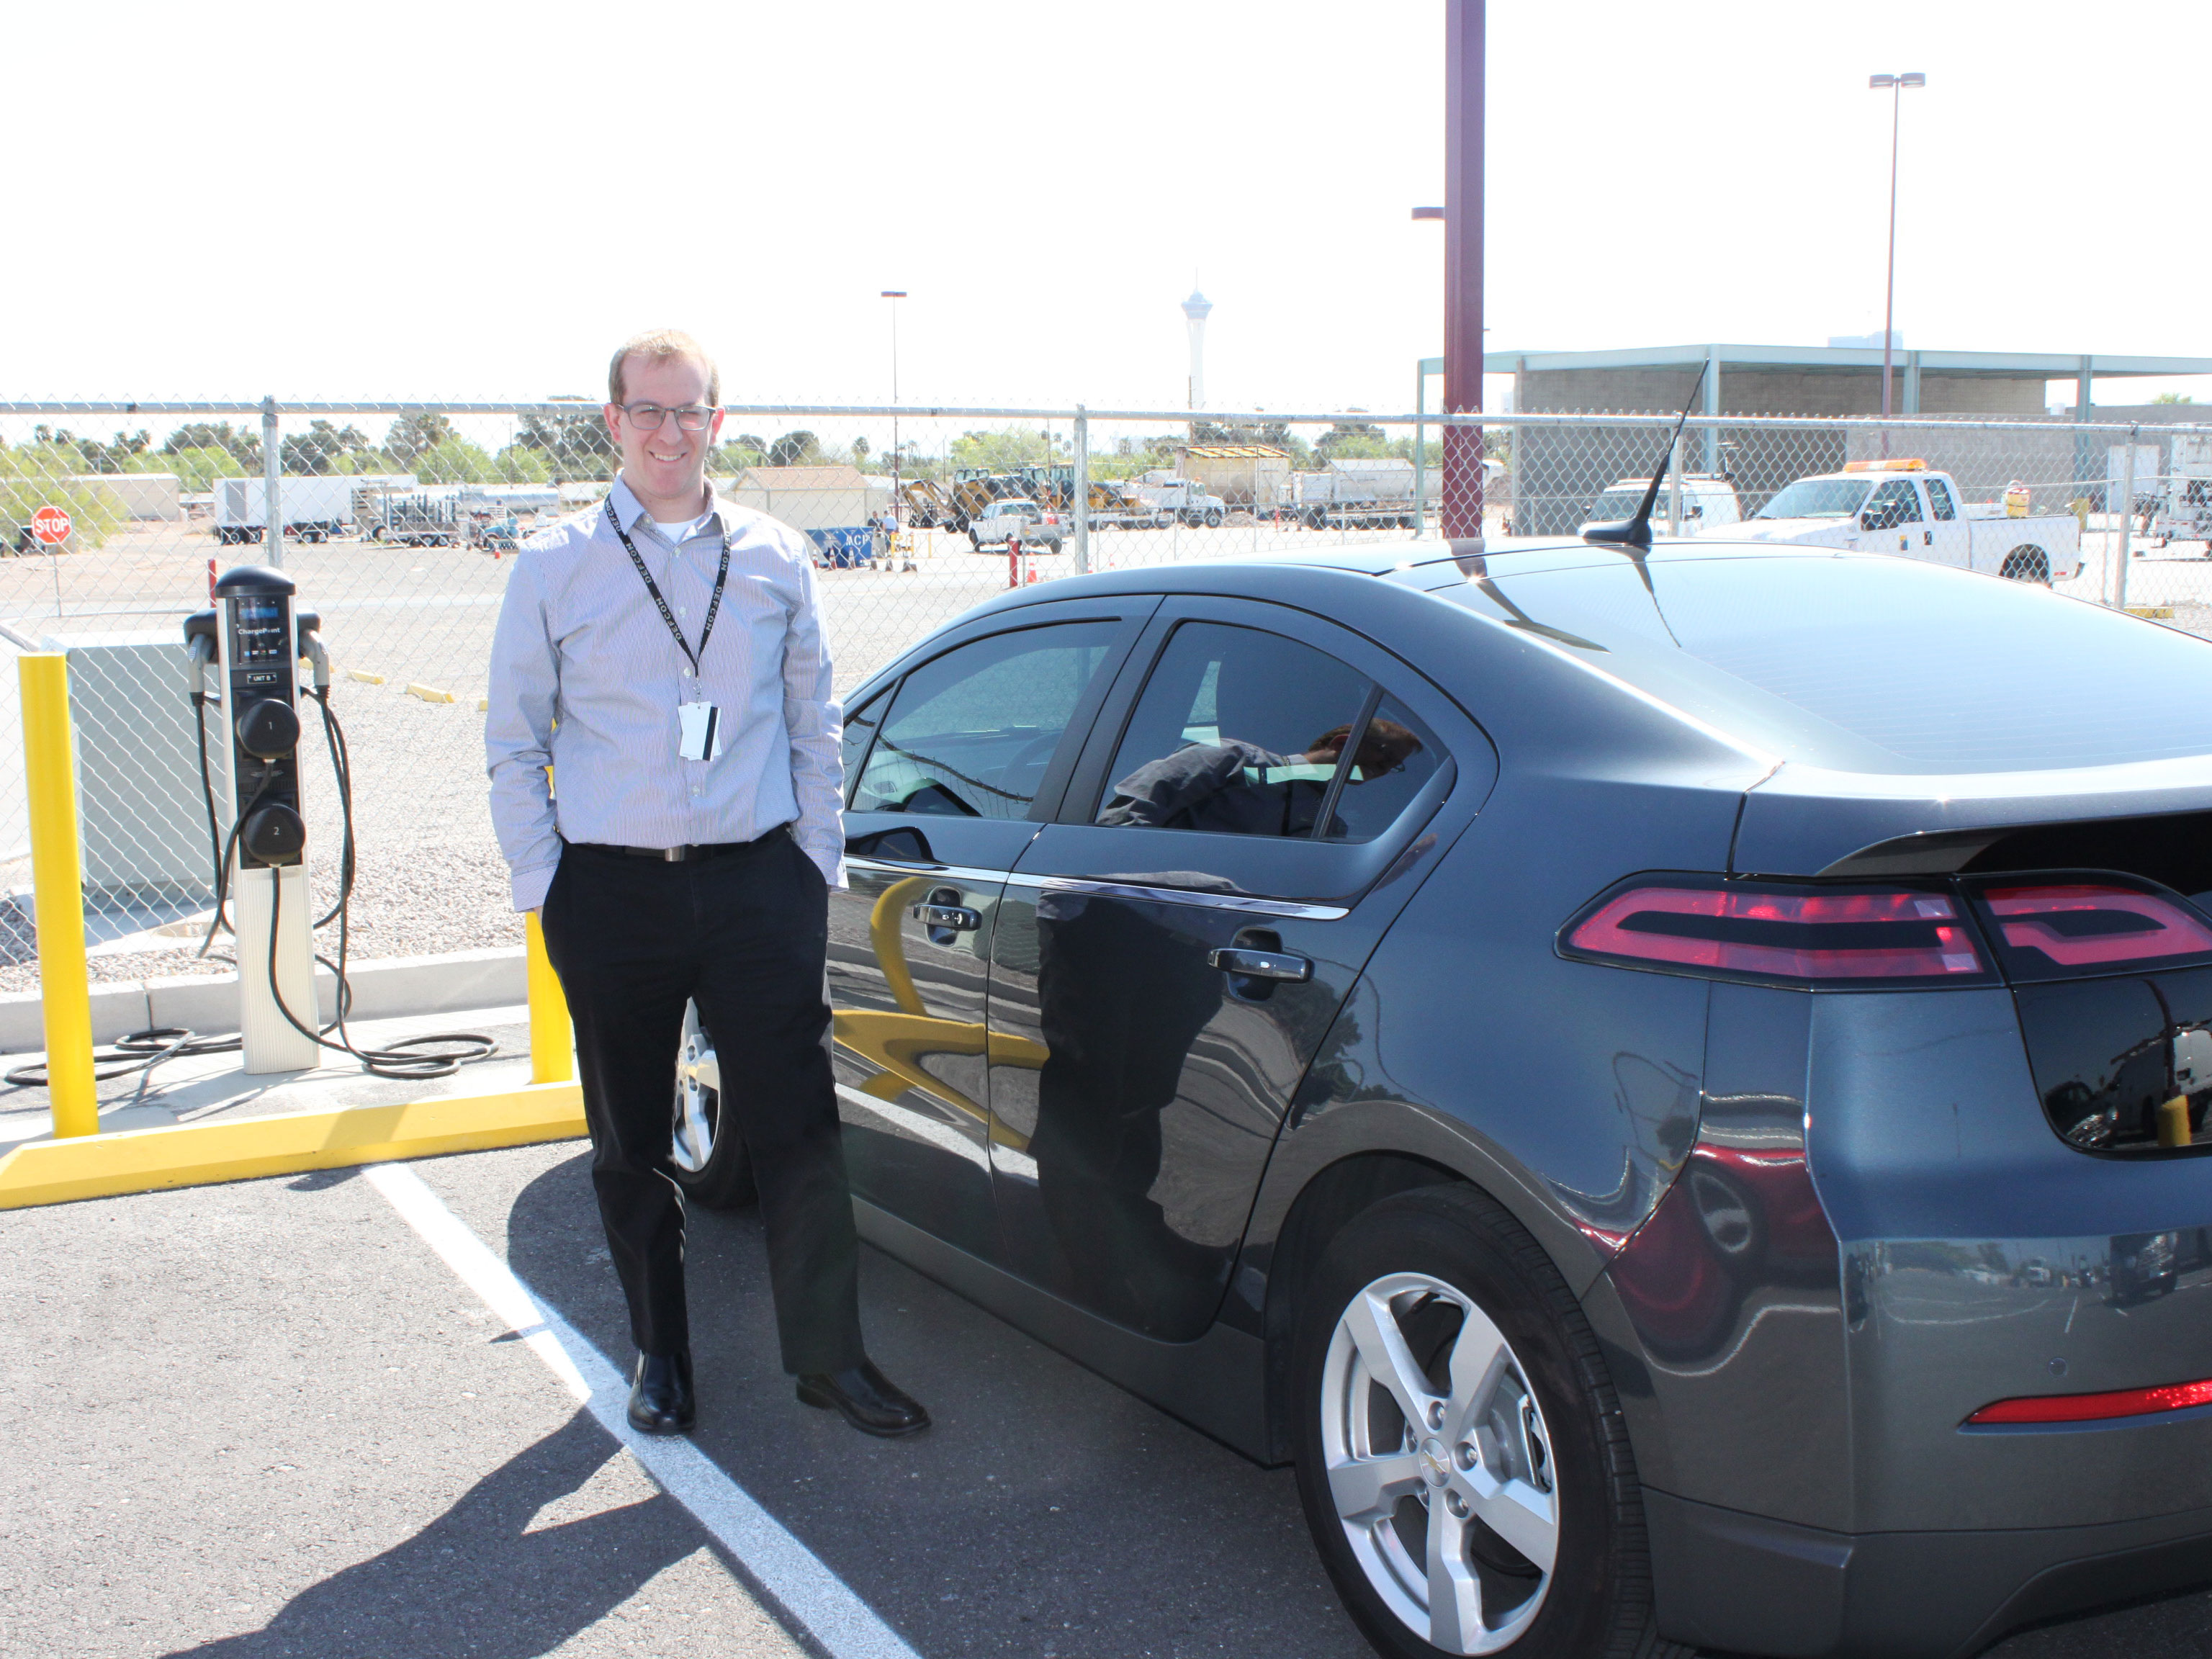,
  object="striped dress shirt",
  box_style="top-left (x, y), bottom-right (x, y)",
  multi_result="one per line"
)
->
top-left (485, 476), bottom-right (844, 912)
